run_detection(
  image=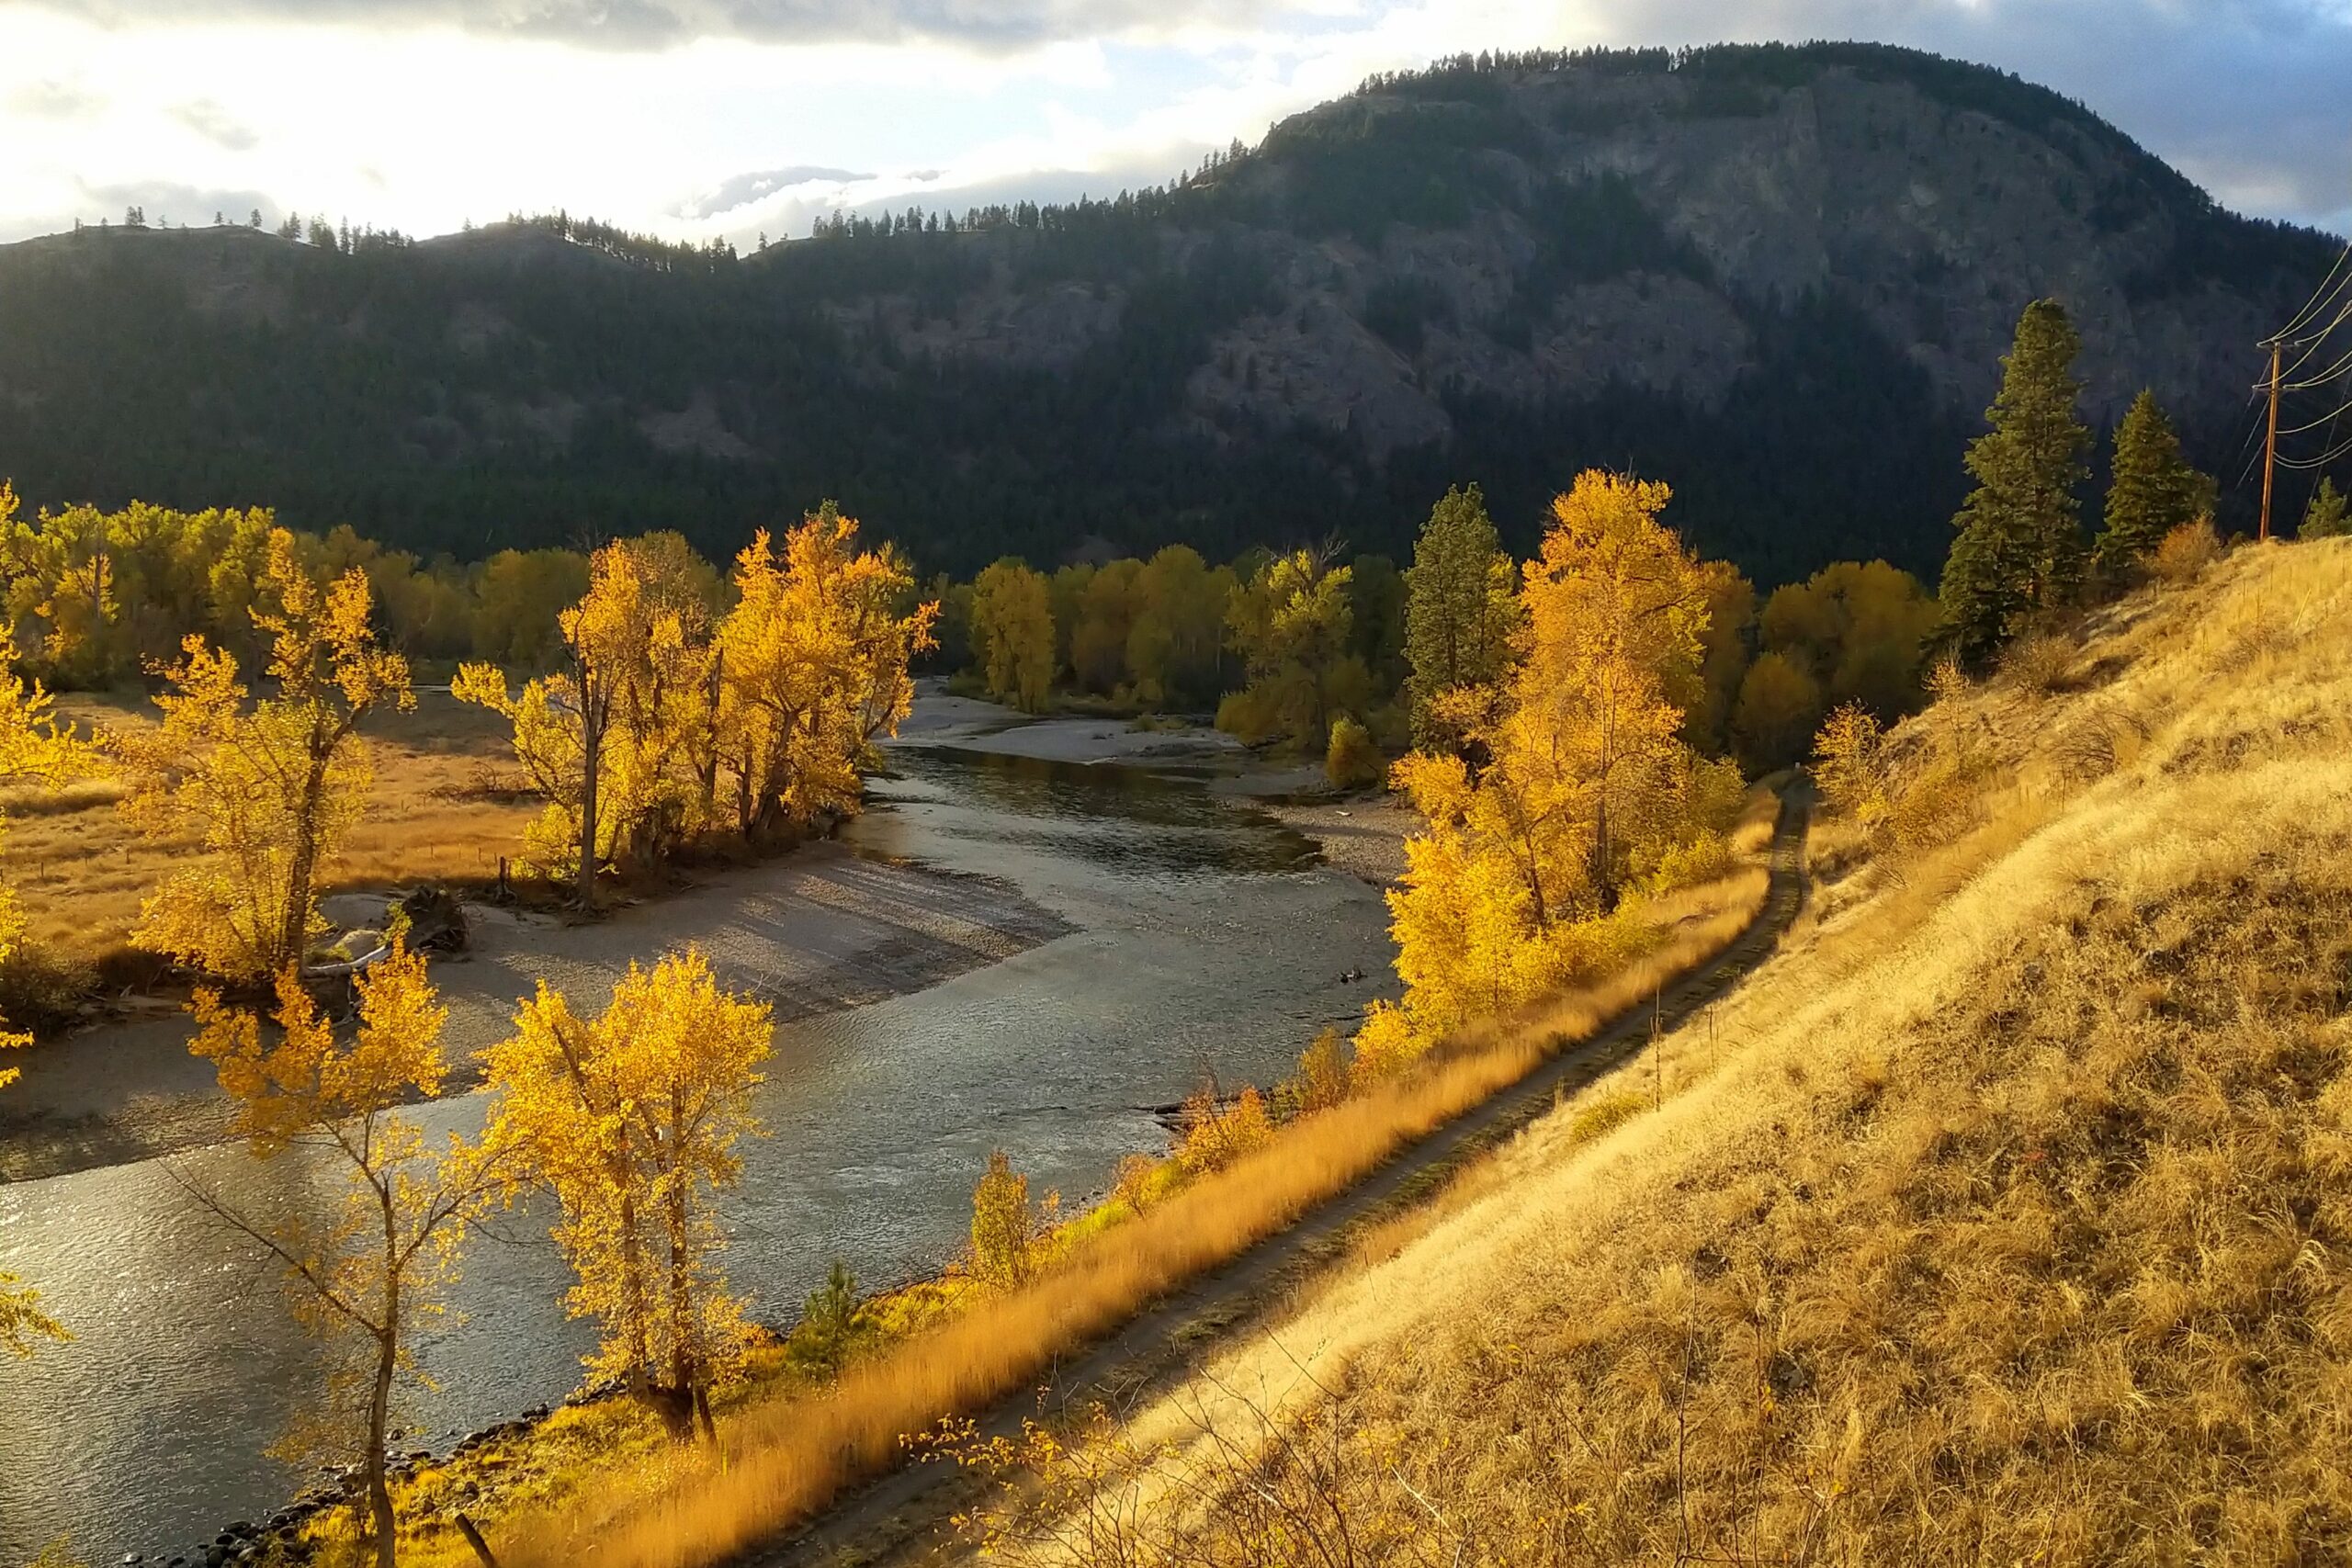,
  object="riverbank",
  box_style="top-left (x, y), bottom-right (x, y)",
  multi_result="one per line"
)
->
top-left (239, 792), bottom-right (1786, 1568)
top-left (890, 683), bottom-right (1415, 886)
top-left (0, 845), bottom-right (1073, 1183)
